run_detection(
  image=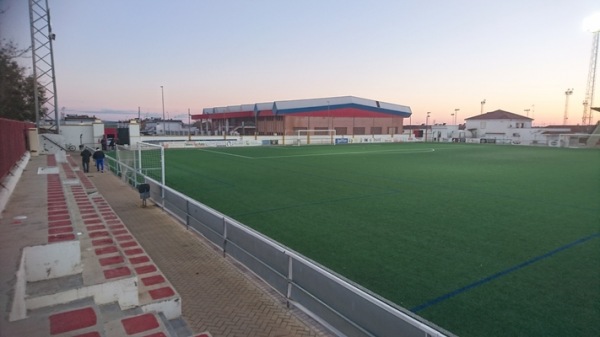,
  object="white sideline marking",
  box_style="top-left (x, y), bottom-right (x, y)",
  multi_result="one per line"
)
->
top-left (197, 149), bottom-right (253, 159)
top-left (198, 147), bottom-right (435, 159)
top-left (254, 148), bottom-right (436, 159)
